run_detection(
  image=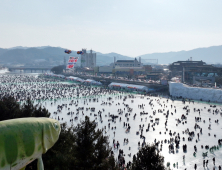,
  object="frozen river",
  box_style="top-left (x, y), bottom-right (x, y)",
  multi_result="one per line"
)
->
top-left (44, 94), bottom-right (222, 169)
top-left (1, 73), bottom-right (222, 169)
